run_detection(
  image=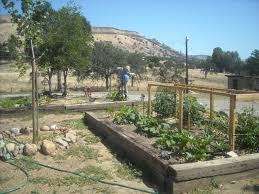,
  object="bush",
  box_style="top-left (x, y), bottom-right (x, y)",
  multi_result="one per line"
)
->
top-left (153, 88), bottom-right (177, 118)
top-left (107, 91), bottom-right (124, 101)
top-left (236, 108), bottom-right (259, 152)
top-left (113, 106), bottom-right (140, 125)
top-left (183, 95), bottom-right (206, 125)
